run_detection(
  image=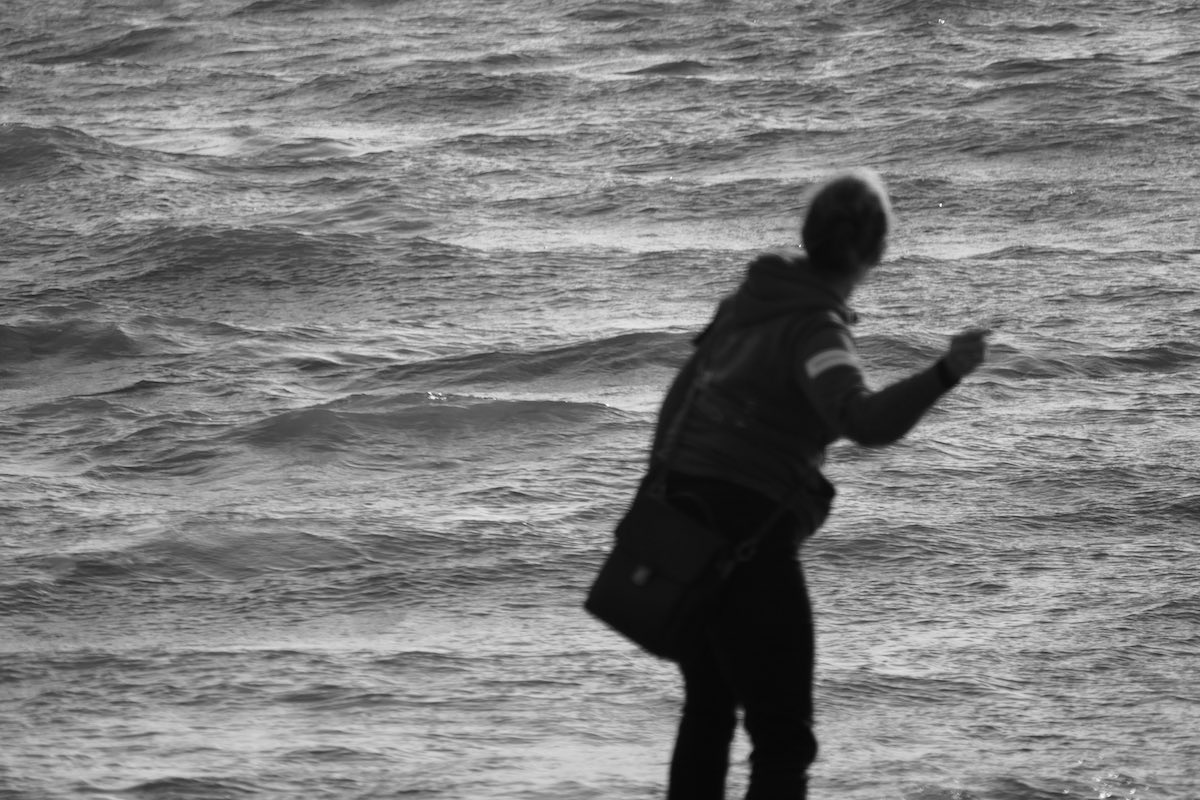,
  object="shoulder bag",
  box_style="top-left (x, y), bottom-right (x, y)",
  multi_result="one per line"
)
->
top-left (583, 349), bottom-right (781, 661)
